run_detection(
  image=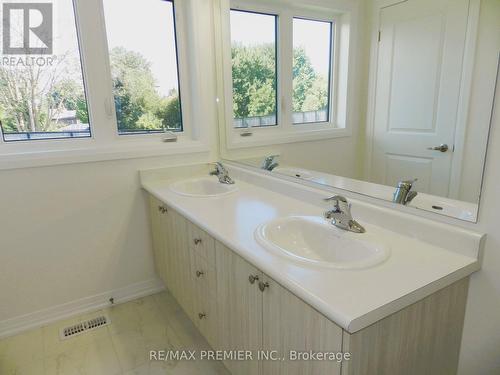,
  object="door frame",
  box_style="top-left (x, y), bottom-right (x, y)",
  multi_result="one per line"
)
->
top-left (363, 0), bottom-right (481, 199)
